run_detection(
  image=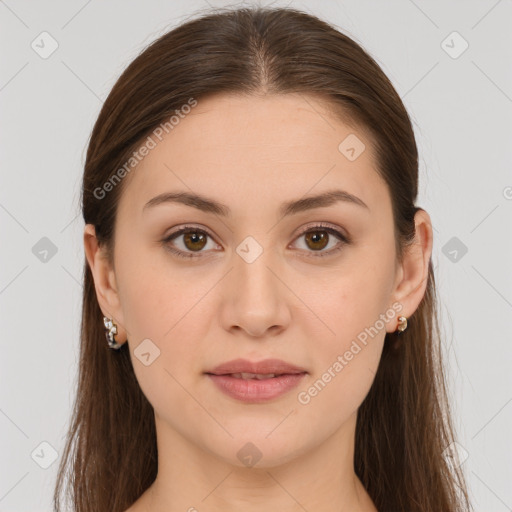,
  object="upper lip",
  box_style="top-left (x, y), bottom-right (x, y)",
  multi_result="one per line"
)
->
top-left (206, 358), bottom-right (307, 376)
